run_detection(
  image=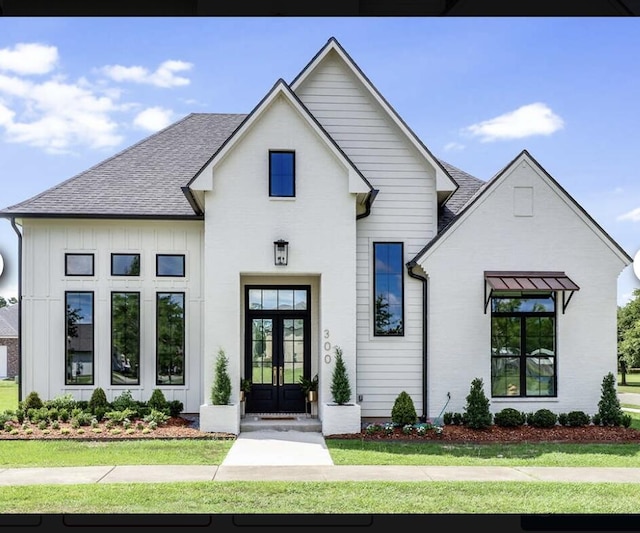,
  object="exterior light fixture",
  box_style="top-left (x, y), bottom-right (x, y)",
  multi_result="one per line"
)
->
top-left (274, 239), bottom-right (289, 266)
